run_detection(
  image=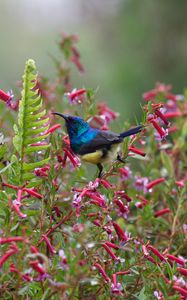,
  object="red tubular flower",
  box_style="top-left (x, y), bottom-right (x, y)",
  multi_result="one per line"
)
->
top-left (143, 91), bottom-right (157, 101)
top-left (175, 180), bottom-right (185, 188)
top-left (116, 270), bottom-right (131, 275)
top-left (0, 237), bottom-right (23, 244)
top-left (63, 147), bottom-right (81, 168)
top-left (2, 183), bottom-right (19, 190)
top-left (85, 191), bottom-right (106, 207)
top-left (142, 245), bottom-right (149, 257)
top-left (9, 263), bottom-right (19, 274)
top-left (0, 245), bottom-right (19, 268)
top-left (93, 263), bottom-right (110, 282)
top-left (115, 191), bottom-right (132, 202)
top-left (71, 50), bottom-right (85, 73)
top-left (164, 111), bottom-right (181, 118)
top-left (23, 188), bottom-right (43, 199)
top-left (146, 255), bottom-right (158, 265)
top-left (155, 109), bottom-right (170, 126)
top-left (128, 146), bottom-right (146, 157)
top-left (0, 89), bottom-right (13, 103)
top-left (154, 208), bottom-right (170, 218)
top-left (150, 119), bottom-right (167, 139)
top-left (29, 260), bottom-right (46, 275)
top-left (22, 274), bottom-right (32, 282)
top-left (99, 179), bottom-right (113, 189)
top-left (104, 241), bottom-right (119, 250)
top-left (136, 194), bottom-right (149, 207)
top-left (102, 243), bottom-right (118, 261)
top-left (142, 245), bottom-right (158, 264)
top-left (114, 199), bottom-right (128, 214)
top-left (42, 235), bottom-right (56, 254)
top-left (147, 245), bottom-right (166, 261)
top-left (177, 267), bottom-right (187, 277)
top-left (146, 177), bottom-right (165, 190)
top-left (97, 103), bottom-right (119, 123)
top-left (30, 246), bottom-right (39, 253)
top-left (167, 254), bottom-right (185, 266)
top-left (12, 201), bottom-right (27, 218)
top-left (92, 220), bottom-right (102, 227)
top-left (45, 124), bottom-right (61, 134)
top-left (172, 285), bottom-right (187, 298)
top-left (17, 189), bottom-right (22, 202)
top-left (65, 88), bottom-right (86, 101)
top-left (113, 222), bottom-right (128, 242)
